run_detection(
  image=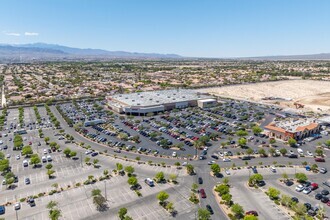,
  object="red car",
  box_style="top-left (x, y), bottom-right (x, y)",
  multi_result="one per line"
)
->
top-left (200, 189), bottom-right (206, 198)
top-left (246, 211), bottom-right (258, 216)
top-left (327, 201), bottom-right (330, 207)
top-left (311, 182), bottom-right (318, 190)
top-left (315, 158), bottom-right (325, 162)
